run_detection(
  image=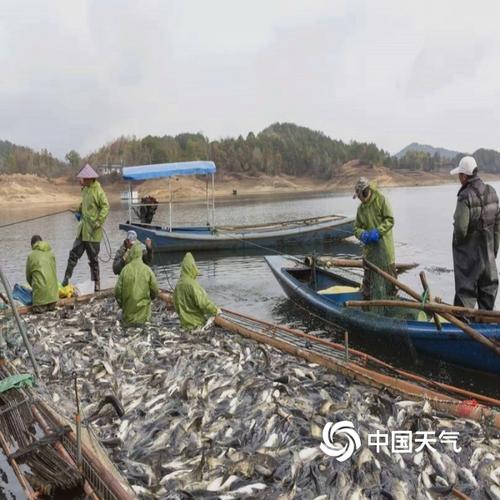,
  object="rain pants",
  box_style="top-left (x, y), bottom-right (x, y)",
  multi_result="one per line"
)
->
top-left (354, 186), bottom-right (396, 304)
top-left (26, 241), bottom-right (59, 307)
top-left (77, 180), bottom-right (109, 243)
top-left (114, 243), bottom-right (159, 325)
top-left (453, 177), bottom-right (500, 310)
top-left (173, 252), bottom-right (219, 330)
